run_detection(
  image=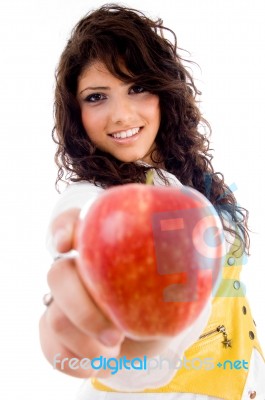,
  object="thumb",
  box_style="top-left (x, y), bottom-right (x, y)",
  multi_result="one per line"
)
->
top-left (48, 208), bottom-right (81, 255)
